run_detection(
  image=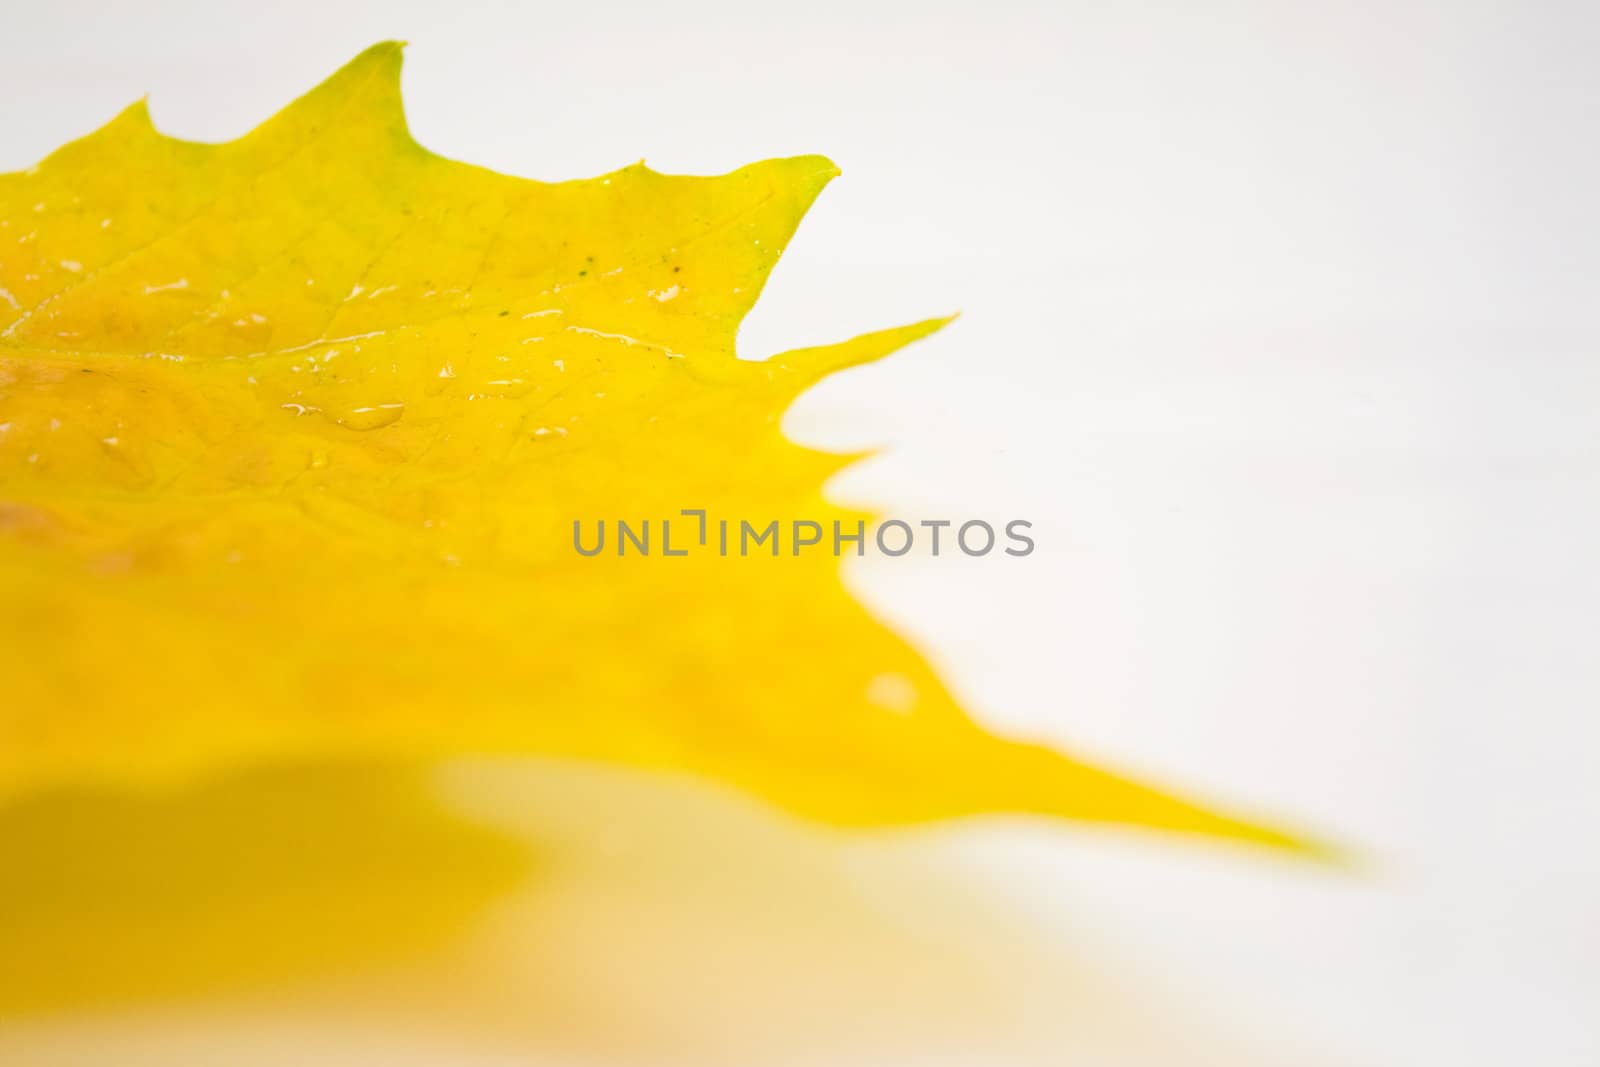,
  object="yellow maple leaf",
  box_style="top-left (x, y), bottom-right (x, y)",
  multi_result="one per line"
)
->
top-left (0, 41), bottom-right (1319, 1014)
top-left (0, 39), bottom-right (1315, 840)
